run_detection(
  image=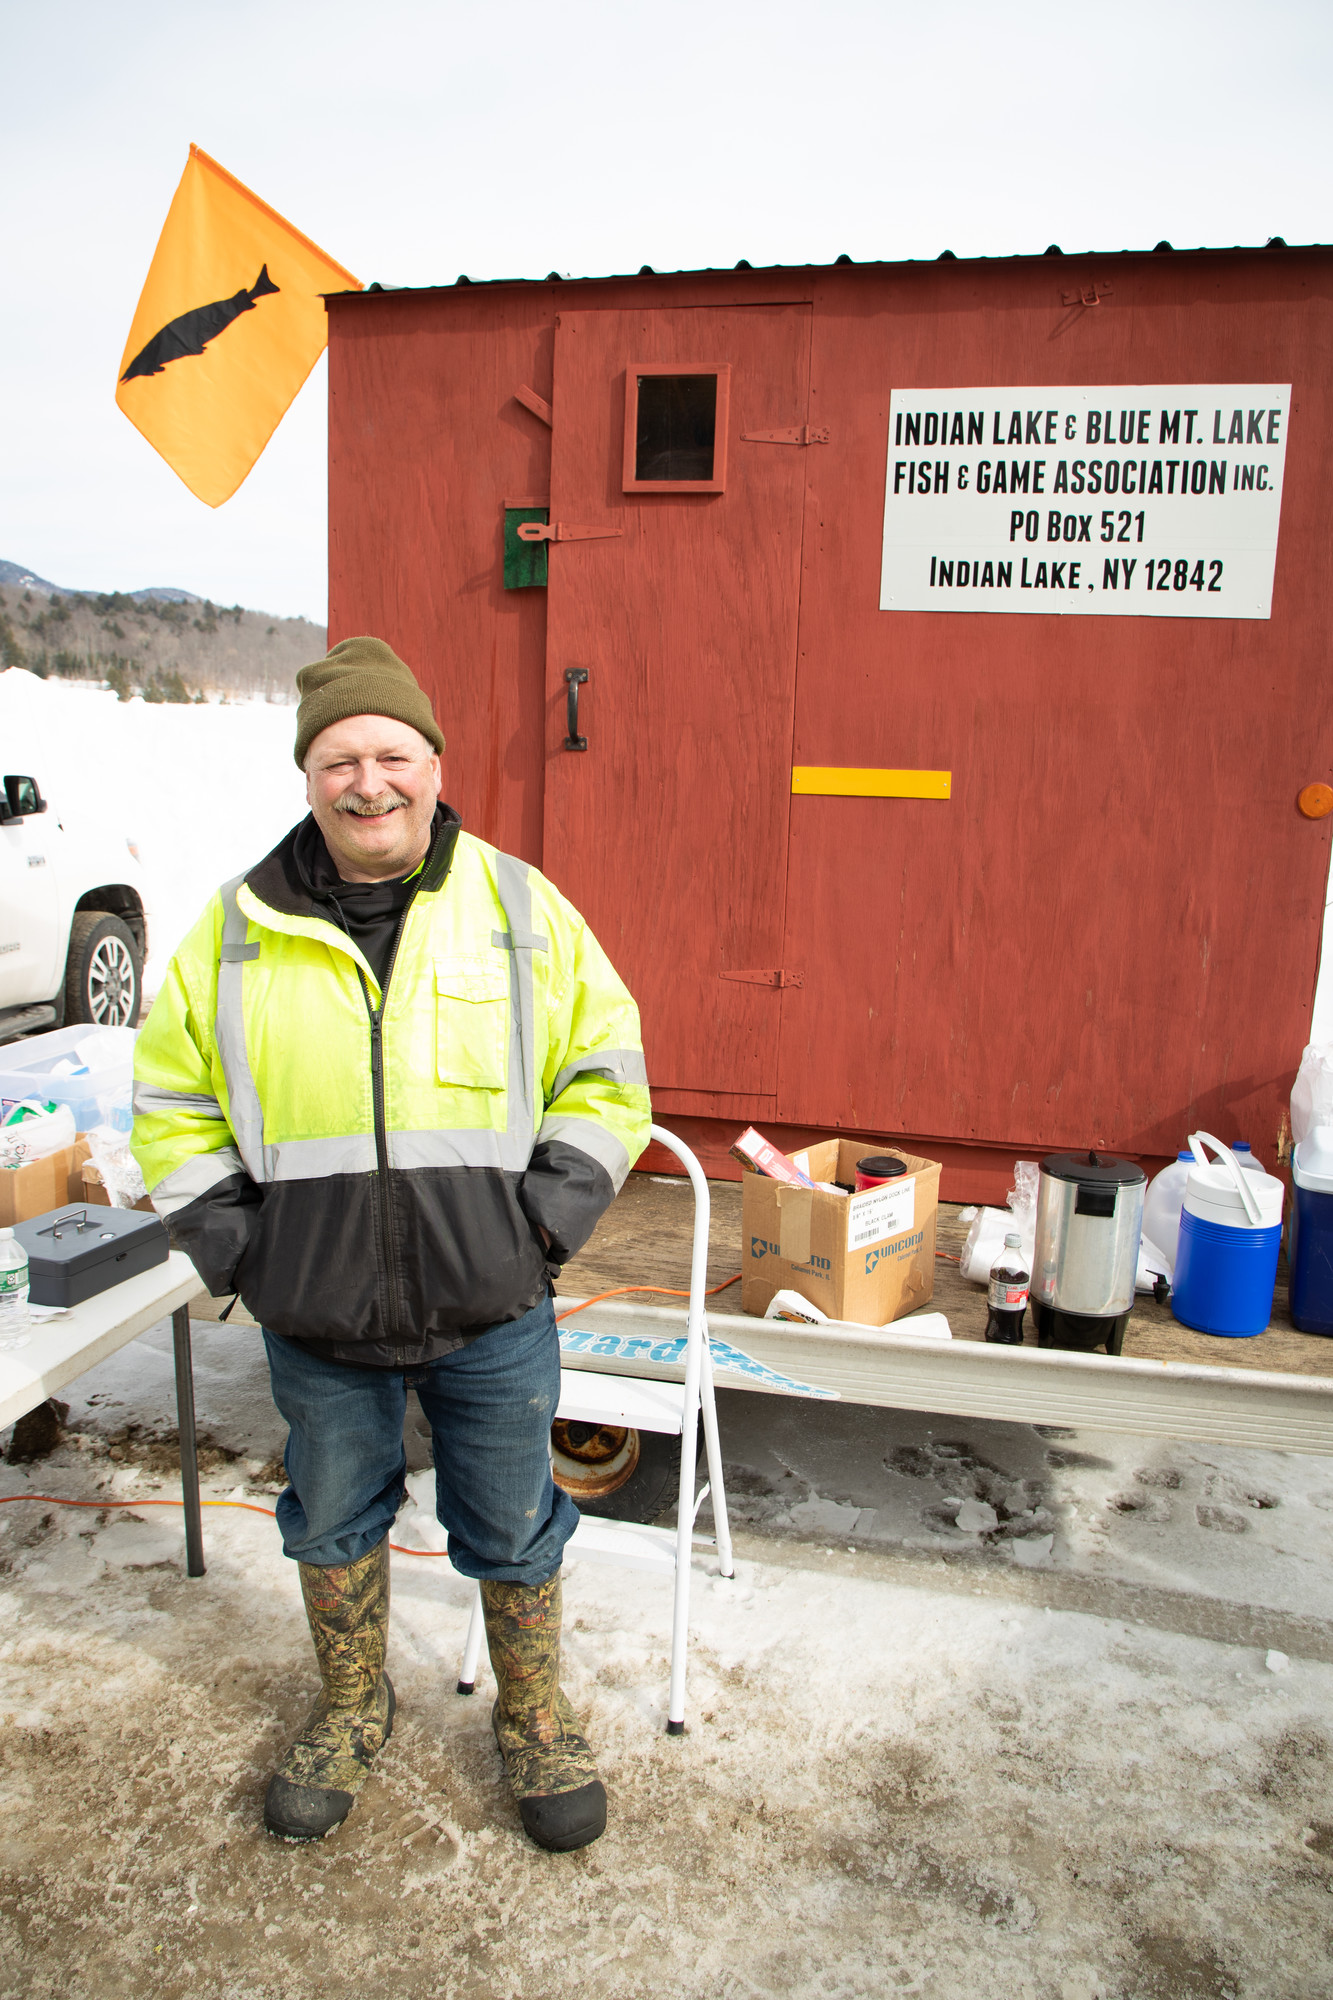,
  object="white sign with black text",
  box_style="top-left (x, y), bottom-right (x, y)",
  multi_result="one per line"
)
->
top-left (880, 385), bottom-right (1290, 617)
top-left (846, 1177), bottom-right (915, 1253)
